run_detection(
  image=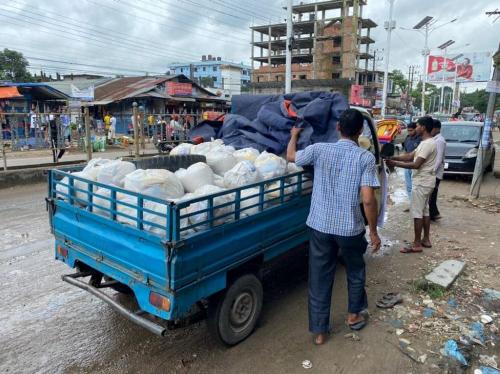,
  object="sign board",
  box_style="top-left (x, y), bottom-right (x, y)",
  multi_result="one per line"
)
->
top-left (166, 82), bottom-right (192, 96)
top-left (68, 100), bottom-right (82, 109)
top-left (427, 52), bottom-right (492, 83)
top-left (71, 85), bottom-right (94, 101)
top-left (486, 80), bottom-right (500, 94)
